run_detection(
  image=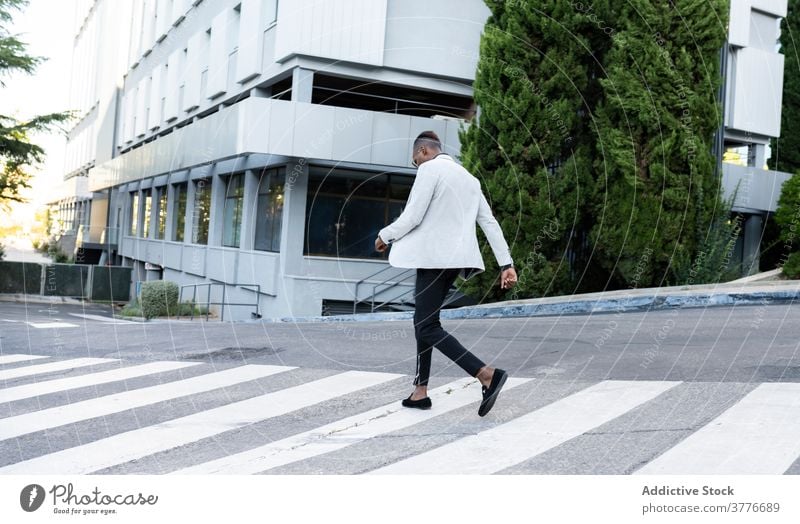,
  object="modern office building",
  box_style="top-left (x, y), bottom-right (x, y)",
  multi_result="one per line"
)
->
top-left (66, 0), bottom-right (487, 320)
top-left (52, 0), bottom-right (792, 320)
top-left (49, 0), bottom-right (134, 262)
top-left (720, 0), bottom-right (792, 274)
